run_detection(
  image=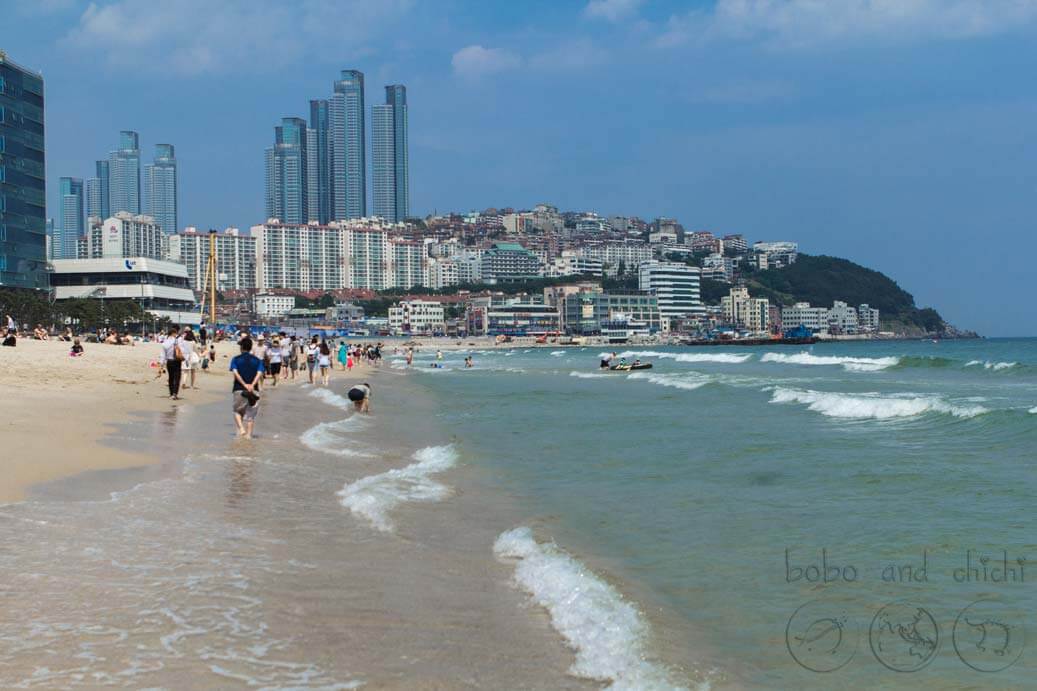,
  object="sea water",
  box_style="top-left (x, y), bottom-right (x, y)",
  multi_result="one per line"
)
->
top-left (402, 338), bottom-right (1037, 688)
